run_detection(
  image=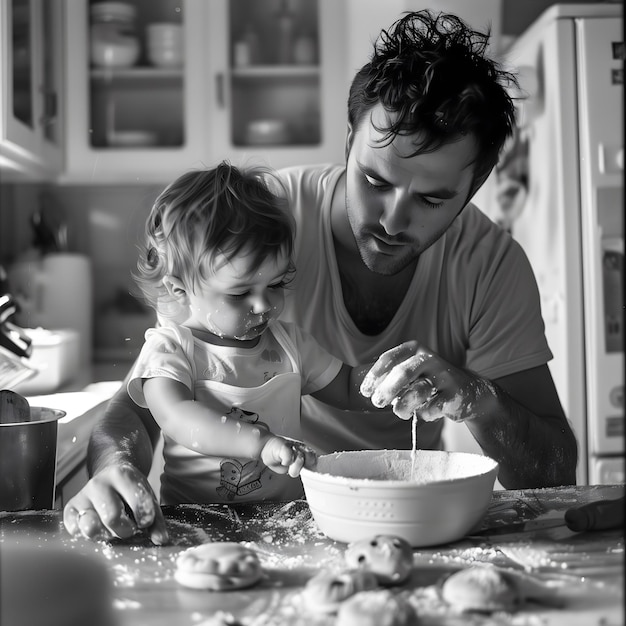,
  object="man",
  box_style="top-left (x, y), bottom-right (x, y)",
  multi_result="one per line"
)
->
top-left (64, 11), bottom-right (577, 544)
